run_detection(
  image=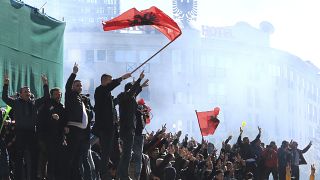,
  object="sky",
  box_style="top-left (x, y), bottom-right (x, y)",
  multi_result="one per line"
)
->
top-left (120, 0), bottom-right (320, 67)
